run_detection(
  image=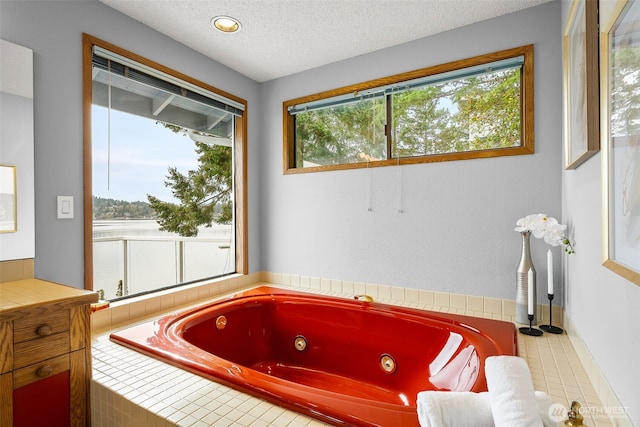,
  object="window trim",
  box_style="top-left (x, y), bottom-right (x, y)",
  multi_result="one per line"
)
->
top-left (82, 33), bottom-right (248, 291)
top-left (283, 44), bottom-right (534, 174)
